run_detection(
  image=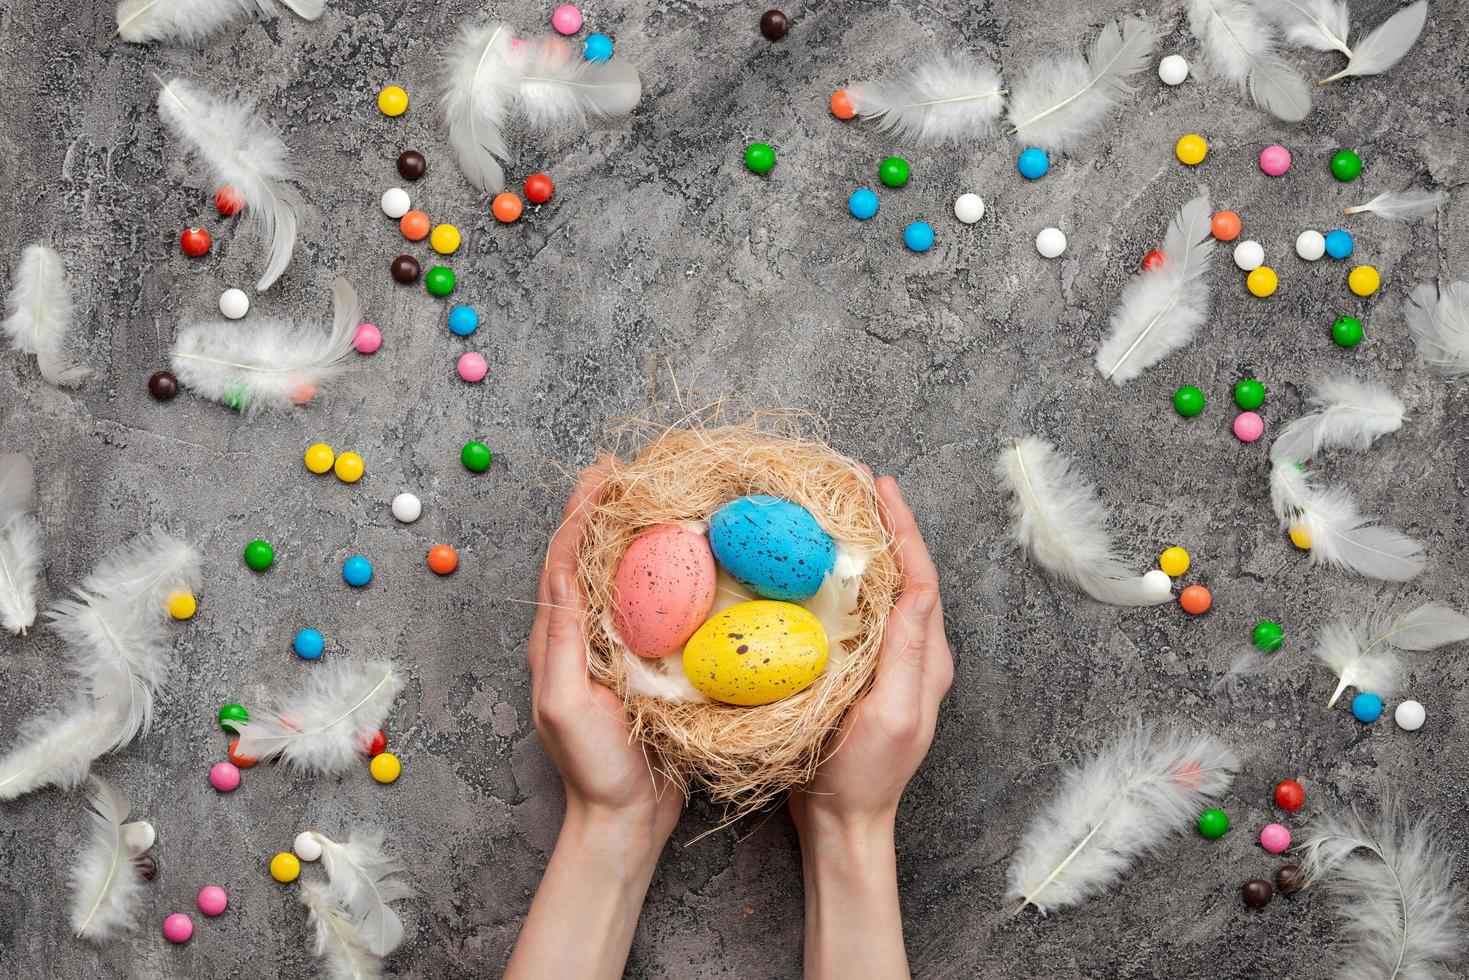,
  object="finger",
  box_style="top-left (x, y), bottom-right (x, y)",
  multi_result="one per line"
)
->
top-left (542, 568), bottom-right (592, 696)
top-left (870, 581), bottom-right (938, 711)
